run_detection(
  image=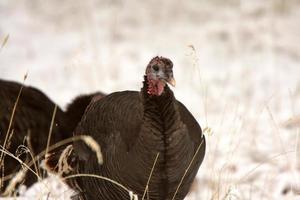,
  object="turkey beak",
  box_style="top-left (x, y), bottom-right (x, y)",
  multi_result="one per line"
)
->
top-left (167, 77), bottom-right (176, 87)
